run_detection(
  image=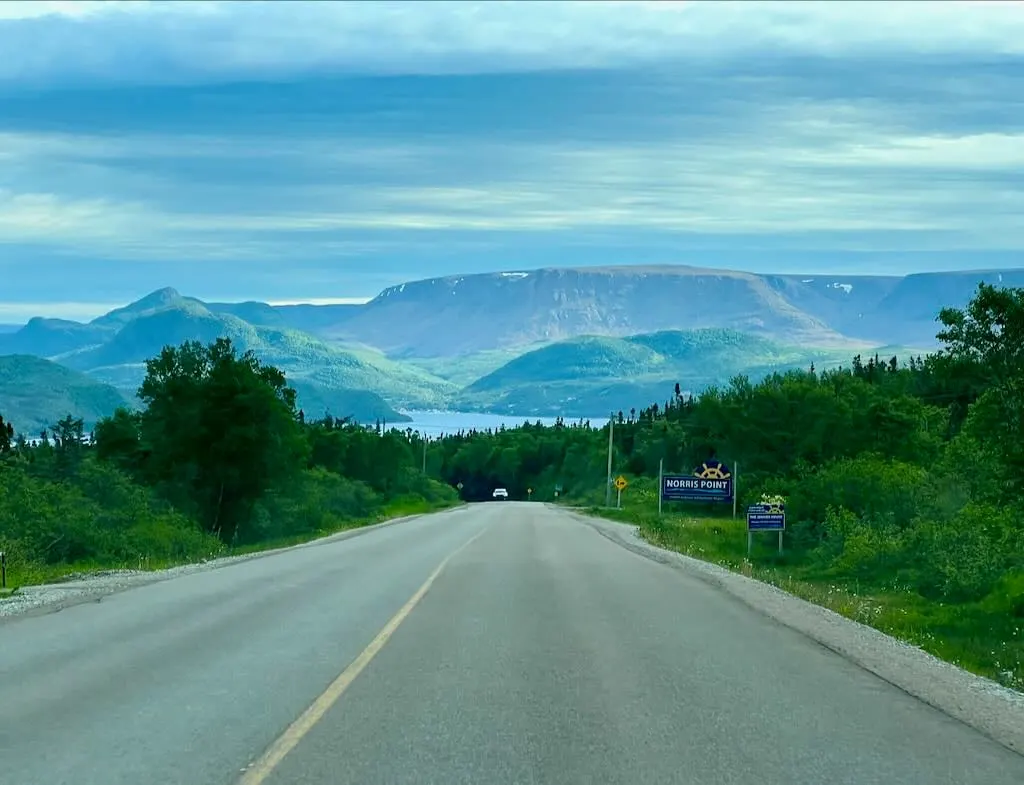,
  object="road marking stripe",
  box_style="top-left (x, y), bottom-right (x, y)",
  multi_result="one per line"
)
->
top-left (236, 528), bottom-right (486, 785)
